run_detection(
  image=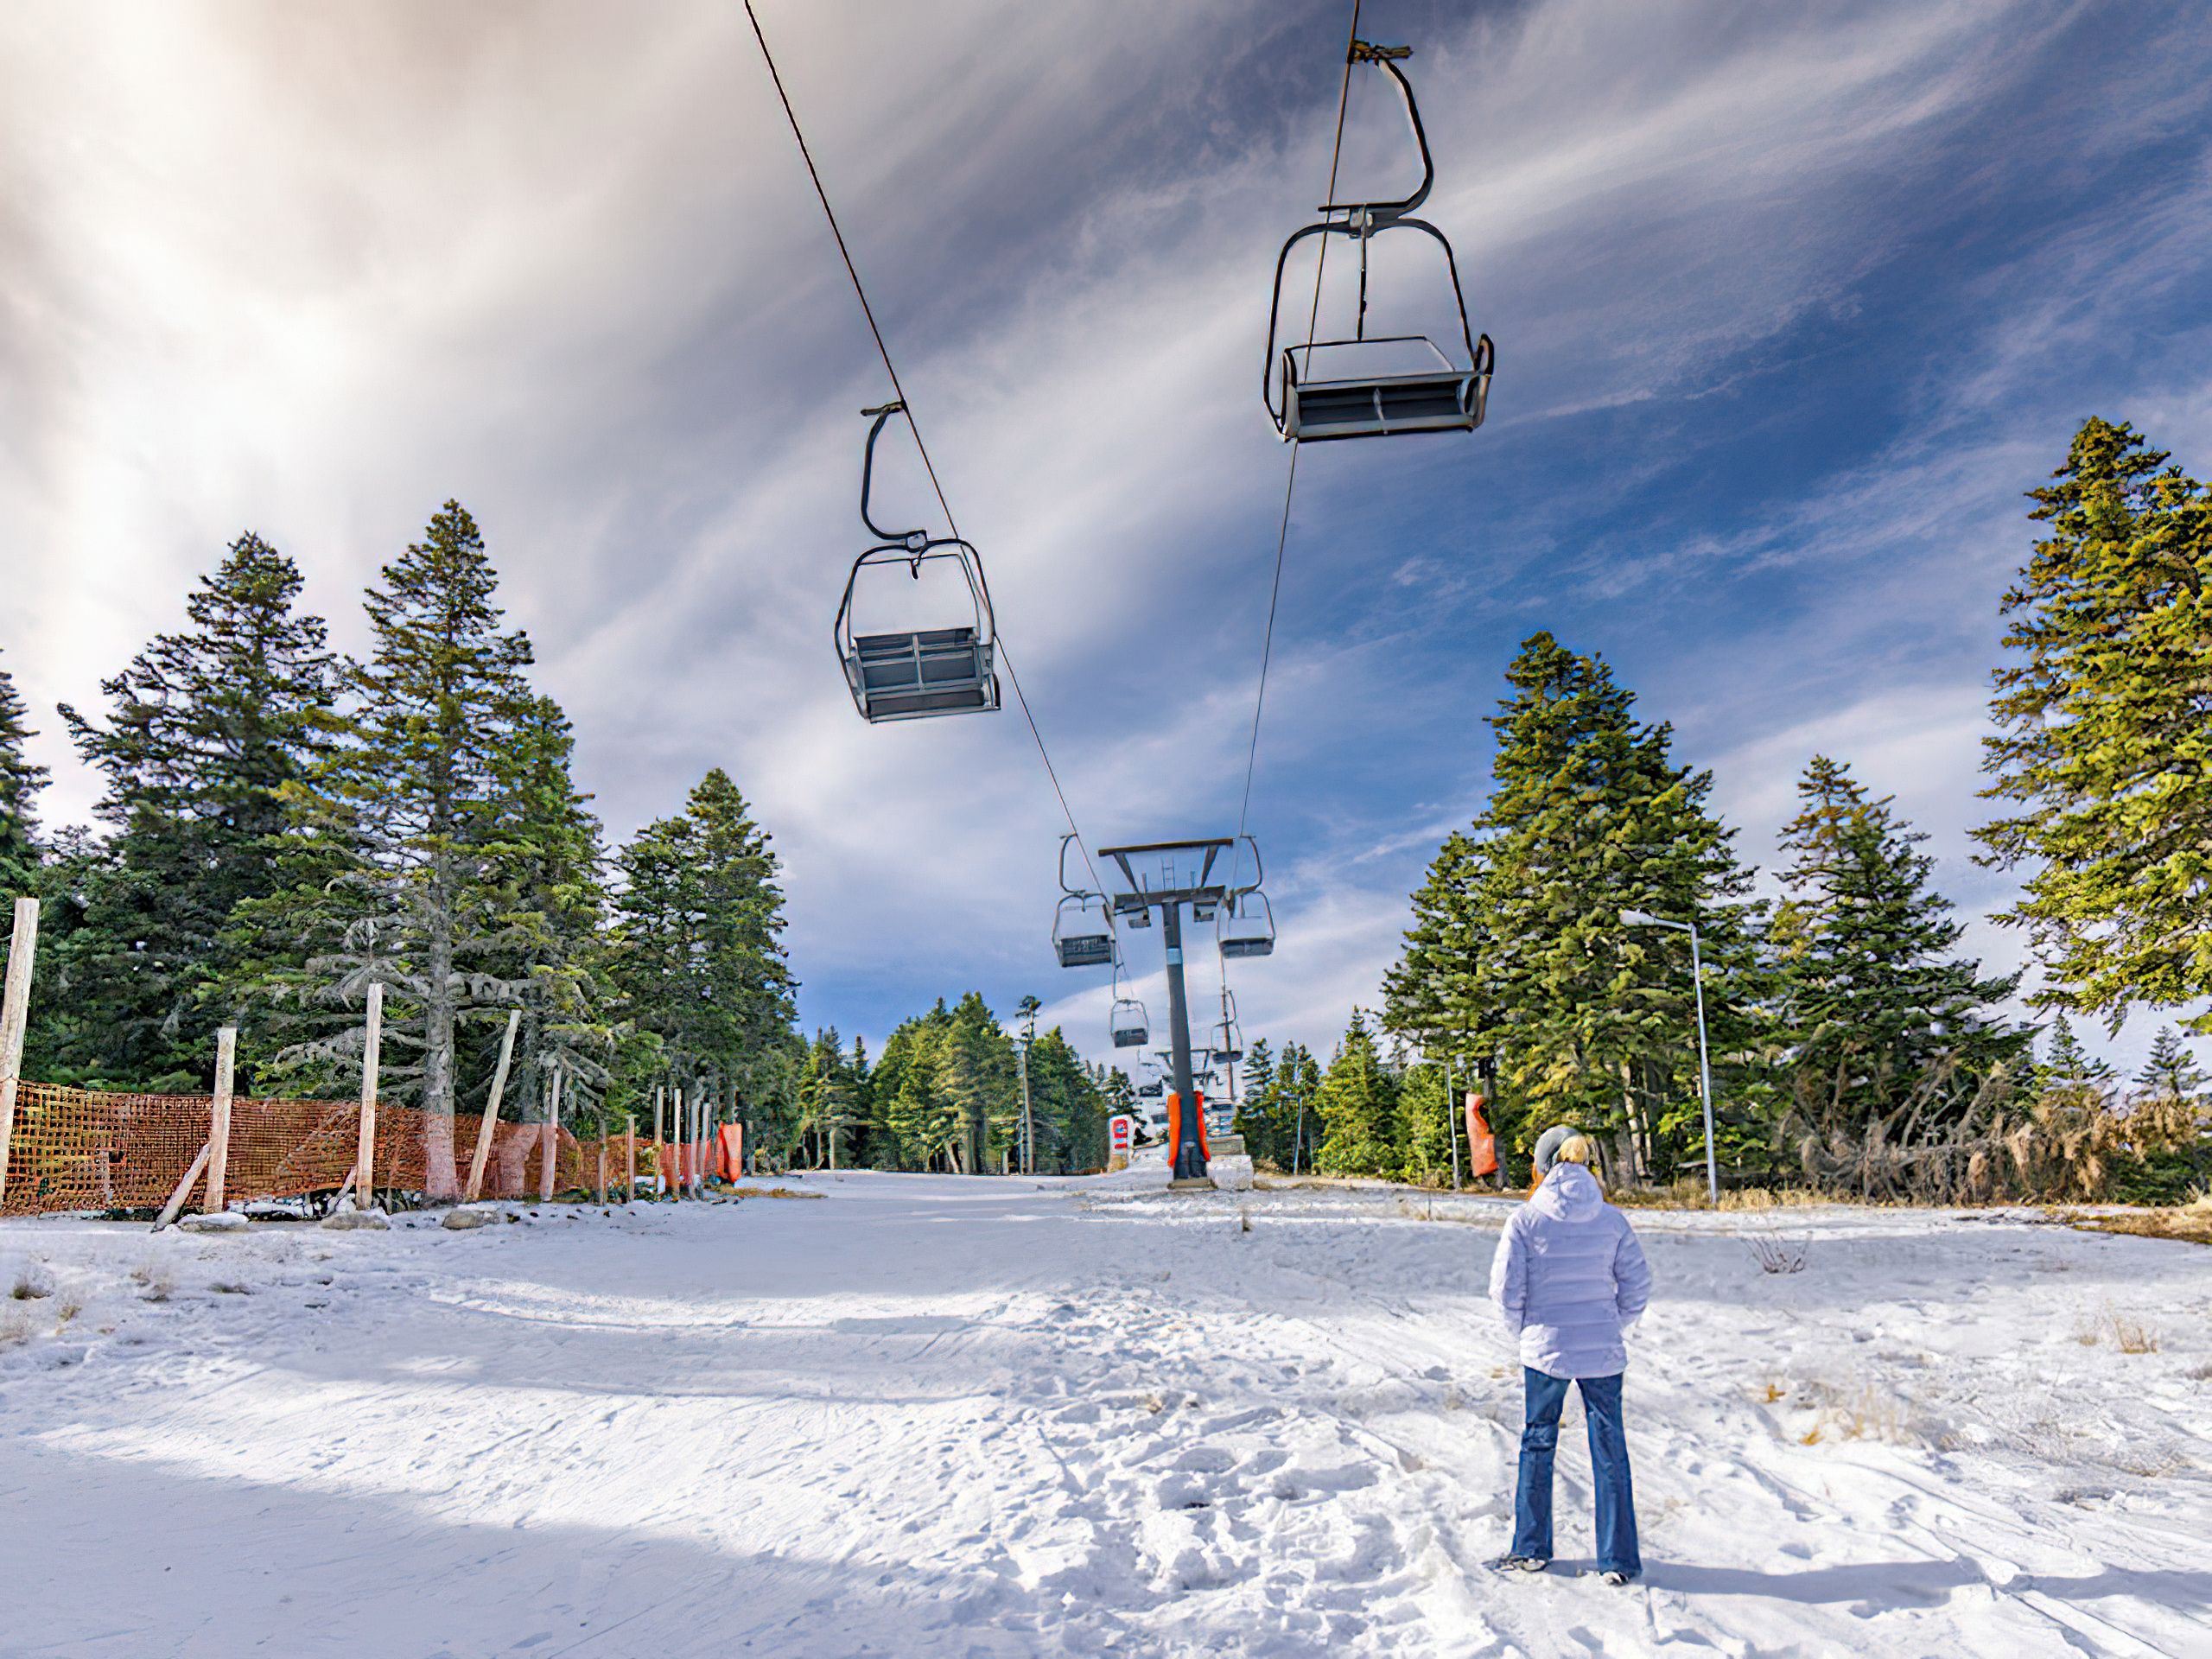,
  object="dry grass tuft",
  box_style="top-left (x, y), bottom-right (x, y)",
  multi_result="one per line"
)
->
top-left (130, 1262), bottom-right (175, 1303)
top-left (1744, 1227), bottom-right (1810, 1274)
top-left (10, 1264), bottom-right (54, 1300)
top-left (724, 1185), bottom-right (824, 1201)
top-left (2068, 1192), bottom-right (2212, 1247)
top-left (2109, 1313), bottom-right (2160, 1355)
top-left (1614, 1182), bottom-right (1832, 1211)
